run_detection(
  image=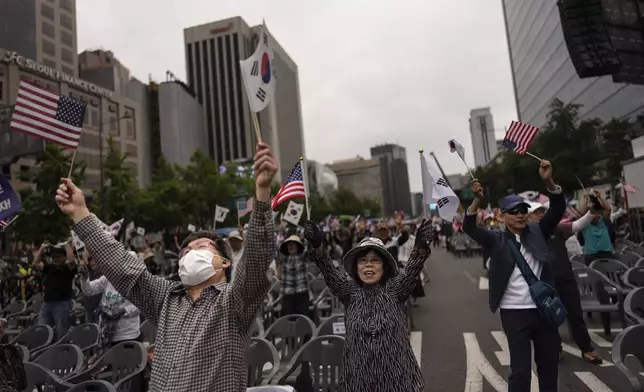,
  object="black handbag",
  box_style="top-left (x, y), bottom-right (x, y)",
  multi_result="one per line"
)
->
top-left (507, 241), bottom-right (568, 328)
